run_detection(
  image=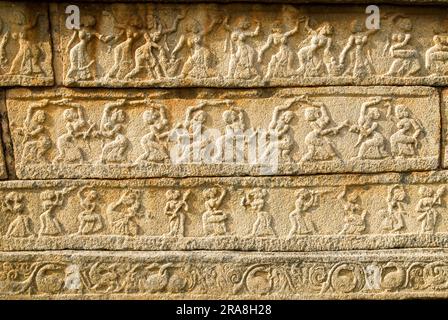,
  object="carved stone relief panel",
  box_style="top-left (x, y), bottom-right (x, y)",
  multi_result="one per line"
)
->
top-left (6, 87), bottom-right (439, 179)
top-left (0, 2), bottom-right (53, 86)
top-left (1, 250), bottom-right (448, 299)
top-left (1, 171), bottom-right (448, 251)
top-left (50, 2), bottom-right (448, 87)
